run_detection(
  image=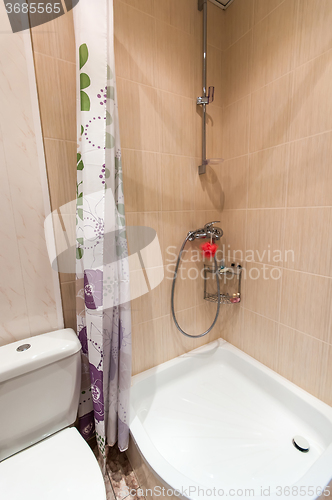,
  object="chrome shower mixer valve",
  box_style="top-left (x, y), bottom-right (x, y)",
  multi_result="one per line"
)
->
top-left (171, 222), bottom-right (241, 339)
